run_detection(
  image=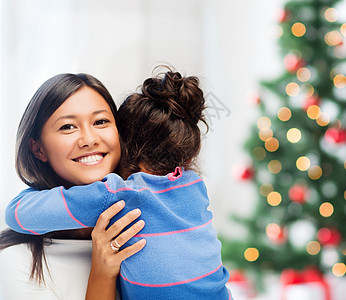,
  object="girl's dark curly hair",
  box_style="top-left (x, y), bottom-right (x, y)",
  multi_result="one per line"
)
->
top-left (116, 67), bottom-right (208, 177)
